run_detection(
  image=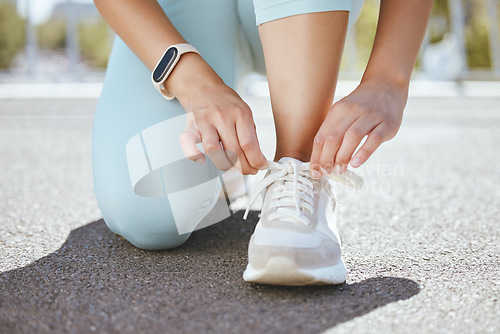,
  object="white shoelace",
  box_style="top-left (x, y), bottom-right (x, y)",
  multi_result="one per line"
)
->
top-left (243, 159), bottom-right (364, 226)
